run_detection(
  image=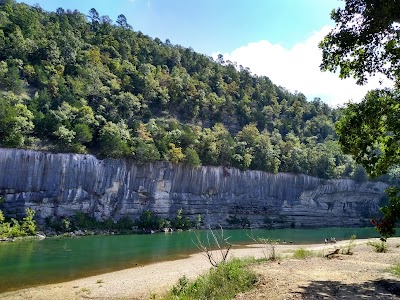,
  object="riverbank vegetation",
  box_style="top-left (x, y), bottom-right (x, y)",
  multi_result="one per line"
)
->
top-left (0, 0), bottom-right (390, 182)
top-left (368, 240), bottom-right (388, 253)
top-left (0, 208), bottom-right (37, 239)
top-left (163, 258), bottom-right (258, 300)
top-left (44, 208), bottom-right (200, 235)
top-left (162, 238), bottom-right (400, 299)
